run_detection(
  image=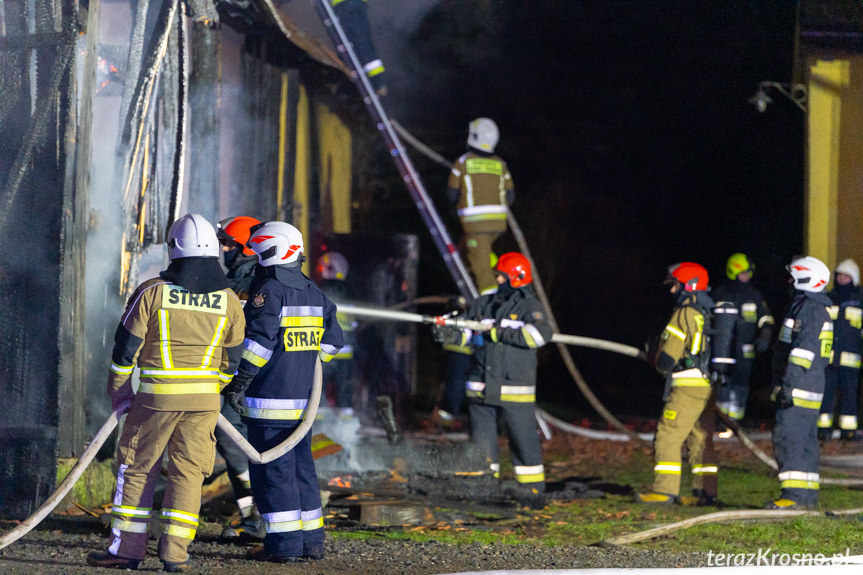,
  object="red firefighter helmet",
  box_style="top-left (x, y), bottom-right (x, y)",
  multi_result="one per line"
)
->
top-left (666, 262), bottom-right (709, 292)
top-left (495, 252), bottom-right (532, 287)
top-left (217, 216), bottom-right (261, 256)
